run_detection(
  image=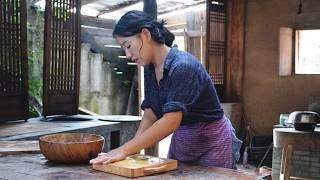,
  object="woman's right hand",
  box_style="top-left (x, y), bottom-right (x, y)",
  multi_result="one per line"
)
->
top-left (89, 147), bottom-right (128, 165)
